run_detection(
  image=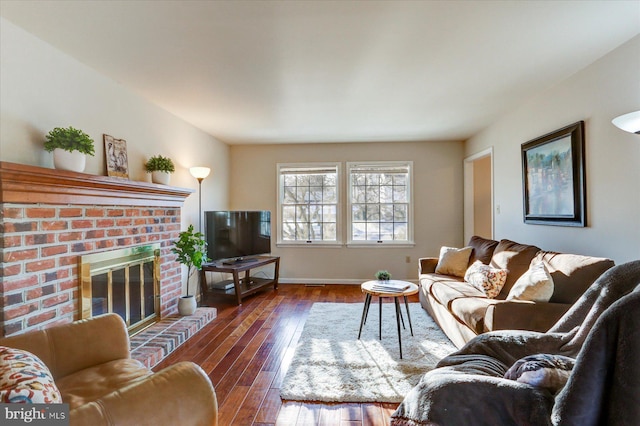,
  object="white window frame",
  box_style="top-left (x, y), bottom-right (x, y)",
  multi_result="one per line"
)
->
top-left (276, 162), bottom-right (342, 247)
top-left (346, 161), bottom-right (414, 247)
